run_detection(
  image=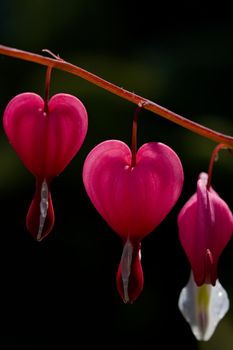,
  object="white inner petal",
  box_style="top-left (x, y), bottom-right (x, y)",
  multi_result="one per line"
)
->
top-left (37, 179), bottom-right (49, 241)
top-left (138, 248), bottom-right (142, 261)
top-left (178, 271), bottom-right (229, 341)
top-left (120, 239), bottom-right (133, 303)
